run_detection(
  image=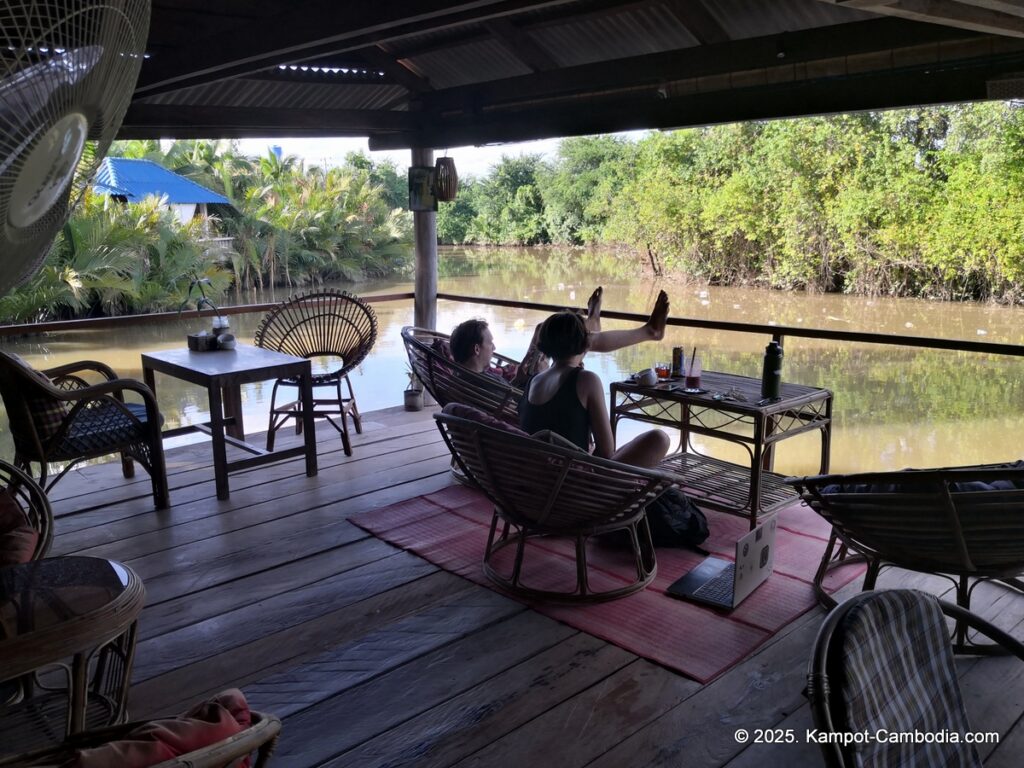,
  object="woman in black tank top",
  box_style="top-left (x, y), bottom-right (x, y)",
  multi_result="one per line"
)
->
top-left (518, 310), bottom-right (670, 468)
